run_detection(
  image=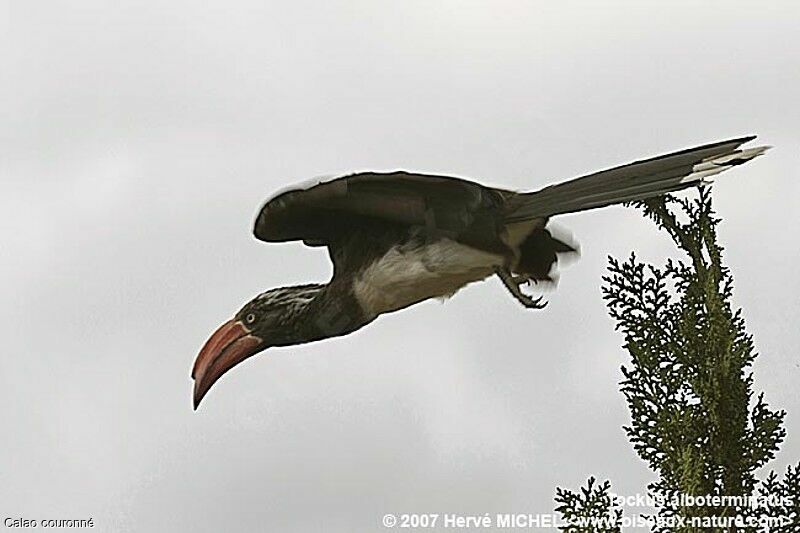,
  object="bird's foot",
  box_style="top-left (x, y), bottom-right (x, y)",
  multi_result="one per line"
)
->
top-left (510, 274), bottom-right (534, 286)
top-left (494, 268), bottom-right (548, 310)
